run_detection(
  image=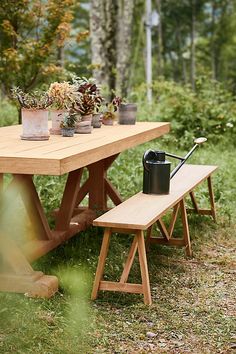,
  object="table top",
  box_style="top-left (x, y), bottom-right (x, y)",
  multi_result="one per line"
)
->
top-left (0, 122), bottom-right (170, 175)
